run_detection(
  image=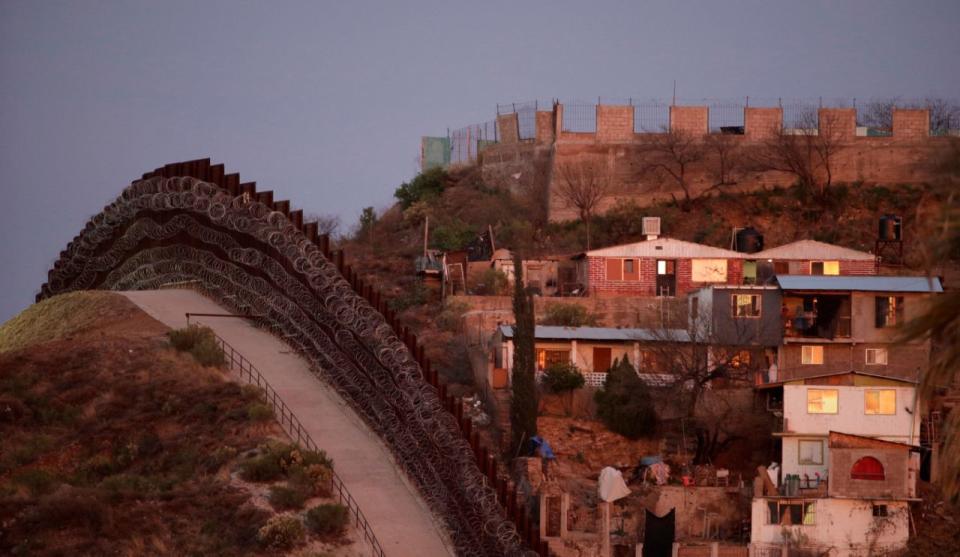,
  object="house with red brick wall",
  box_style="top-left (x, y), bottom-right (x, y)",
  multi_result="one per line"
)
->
top-left (750, 239), bottom-right (876, 280)
top-left (573, 237), bottom-right (746, 298)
